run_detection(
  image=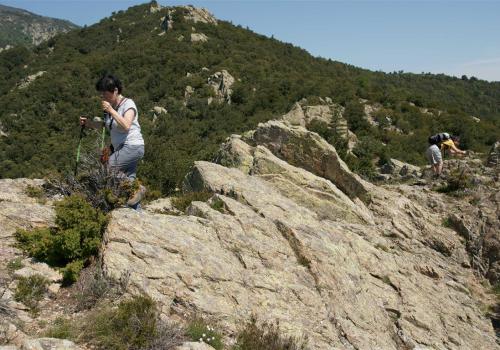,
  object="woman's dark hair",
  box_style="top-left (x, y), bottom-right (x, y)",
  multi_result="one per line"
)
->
top-left (95, 74), bottom-right (123, 93)
top-left (451, 135), bottom-right (460, 142)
